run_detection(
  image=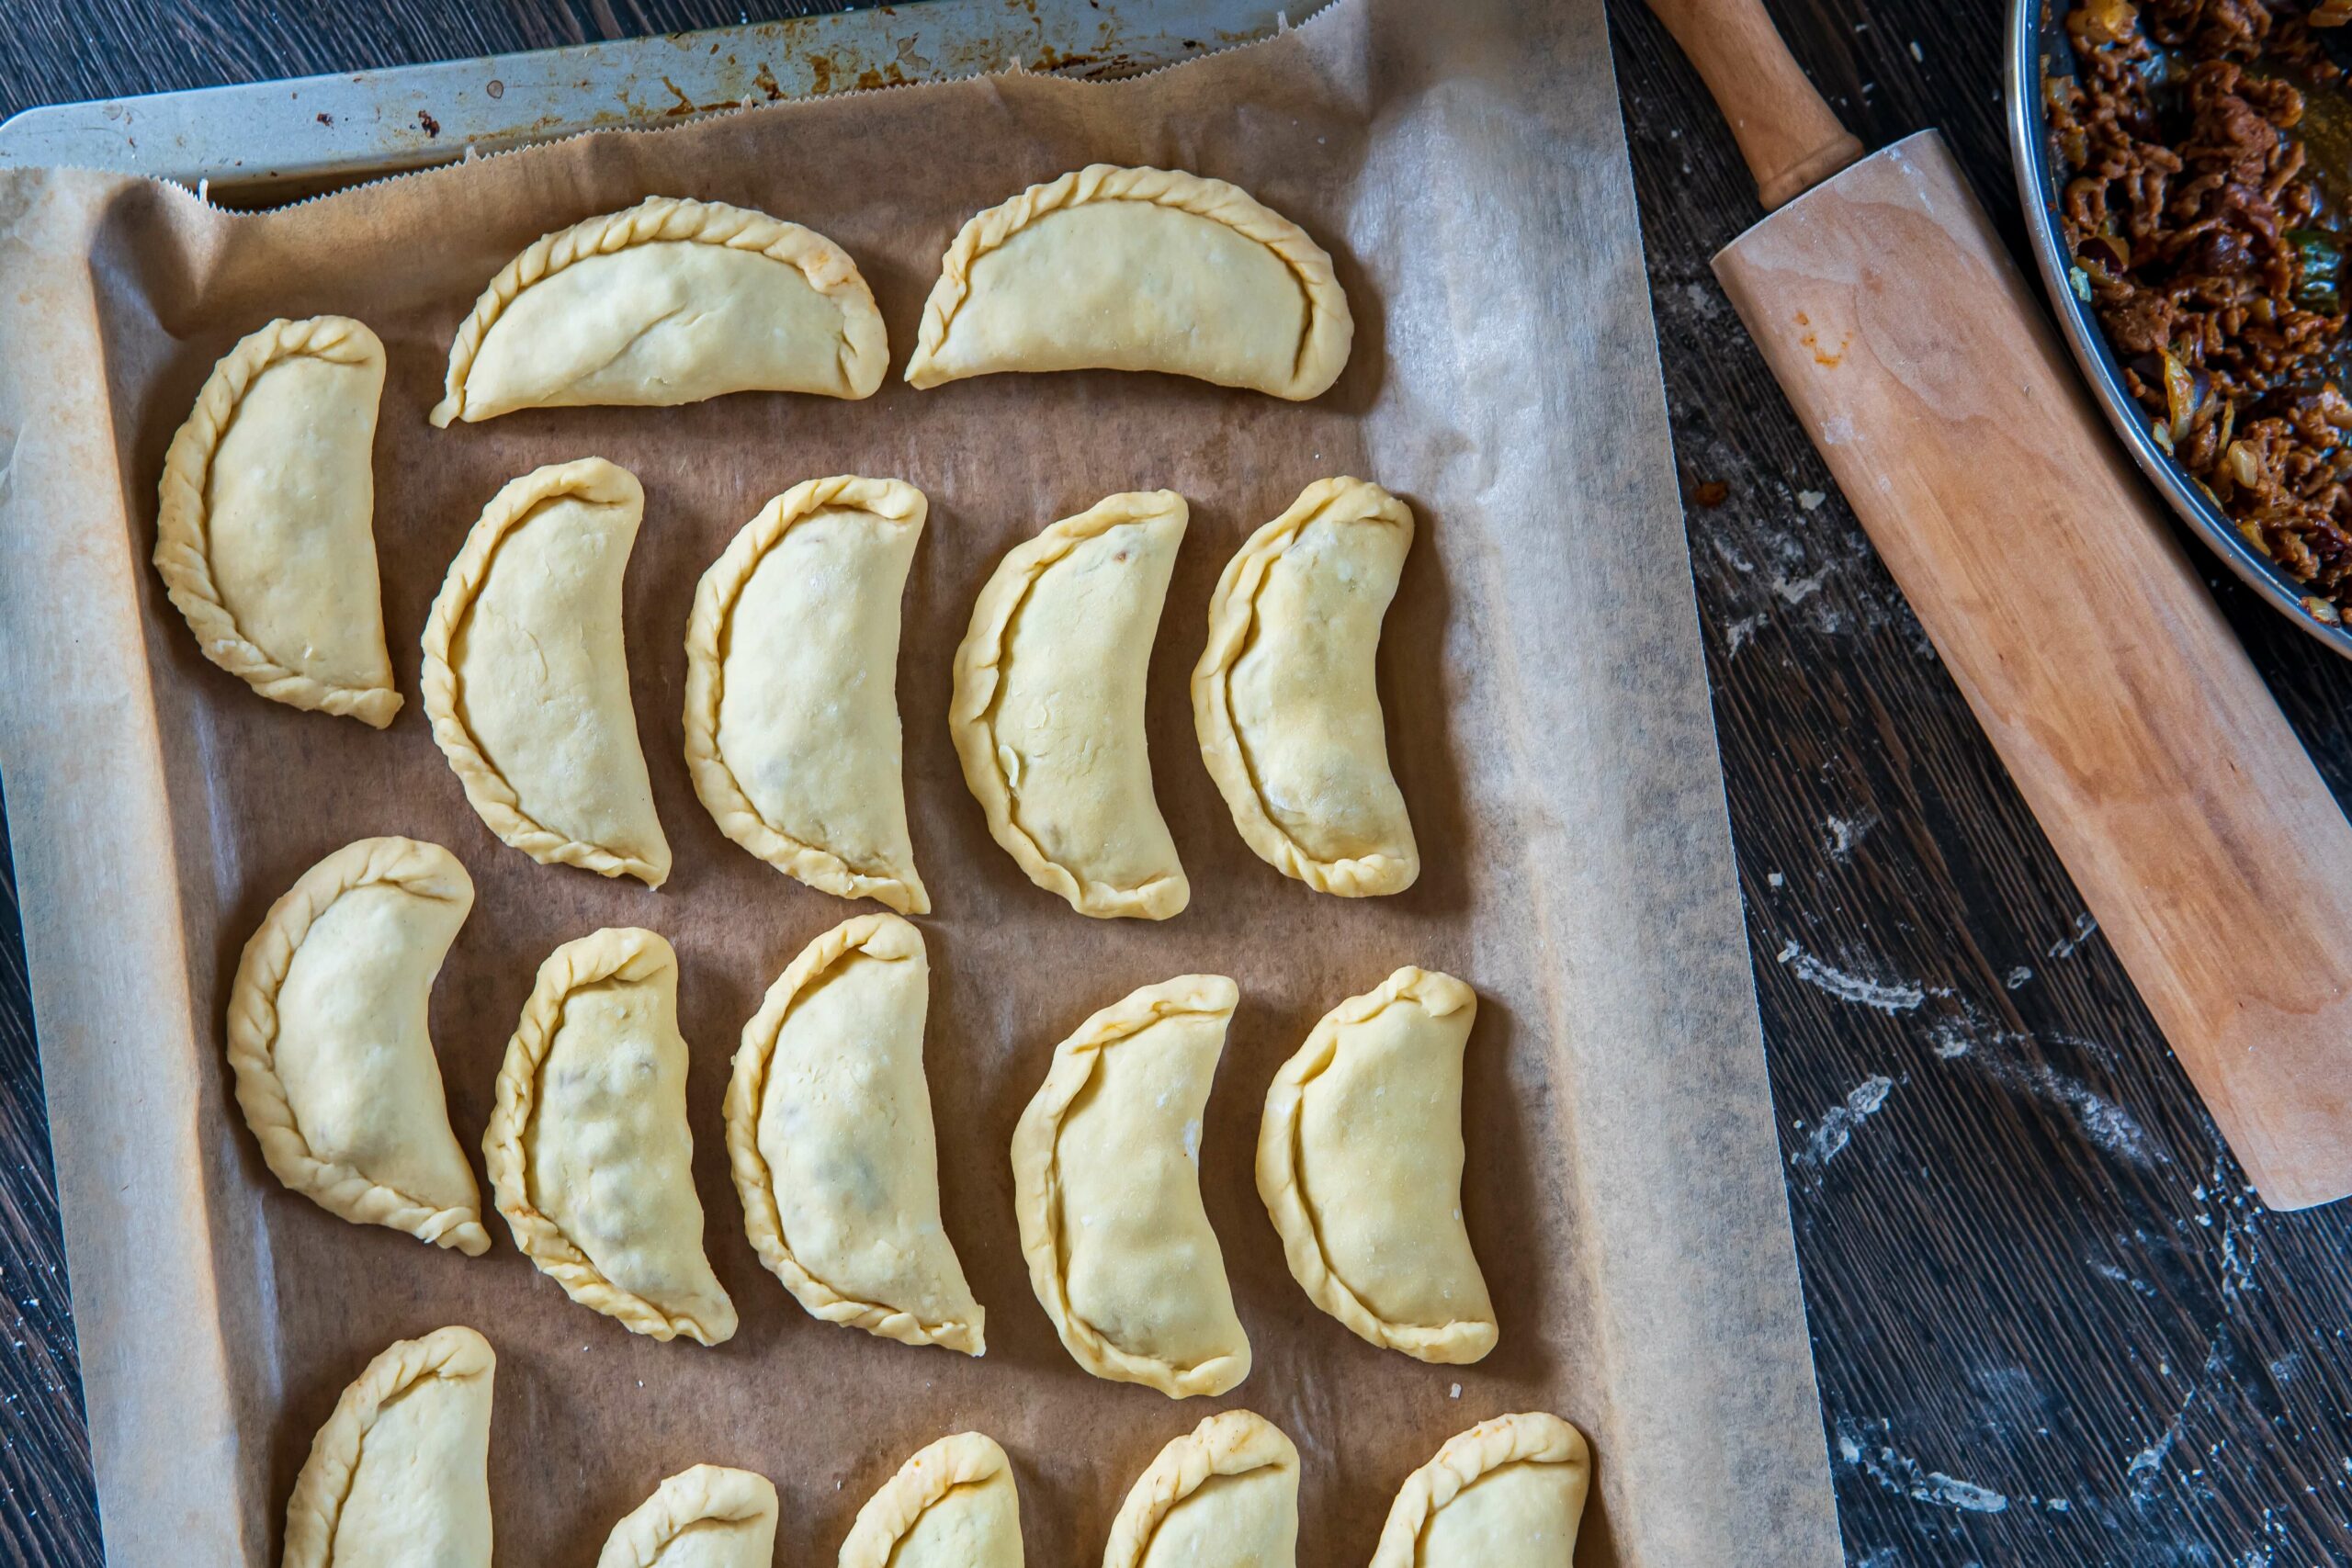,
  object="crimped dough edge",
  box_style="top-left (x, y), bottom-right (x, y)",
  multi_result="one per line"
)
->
top-left (1193, 477), bottom-right (1420, 897)
top-left (905, 164), bottom-right (1353, 400)
top-left (684, 475), bottom-right (930, 914)
top-left (838, 1431), bottom-right (1012, 1568)
top-left (225, 835), bottom-right (490, 1255)
top-left (283, 1325), bottom-right (495, 1568)
top-left (1010, 975), bottom-right (1246, 1396)
top-left (948, 490), bottom-right (1191, 920)
top-left (153, 314), bottom-right (401, 727)
top-left (1256, 967), bottom-right (1495, 1363)
top-left (1368, 1412), bottom-right (1590, 1568)
top-left (431, 195), bottom-right (888, 425)
top-left (483, 926), bottom-right (735, 1345)
top-left (597, 1464), bottom-right (778, 1568)
top-left (723, 912), bottom-right (983, 1354)
top-left (420, 456), bottom-right (670, 886)
top-left (1102, 1410), bottom-right (1296, 1568)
